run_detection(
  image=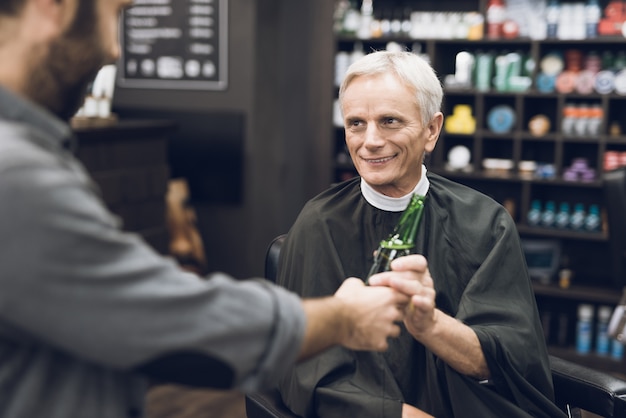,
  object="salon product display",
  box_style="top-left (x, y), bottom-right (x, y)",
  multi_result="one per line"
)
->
top-left (526, 200), bottom-right (602, 233)
top-left (537, 49), bottom-right (626, 95)
top-left (541, 302), bottom-right (623, 359)
top-left (334, 0), bottom-right (626, 41)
